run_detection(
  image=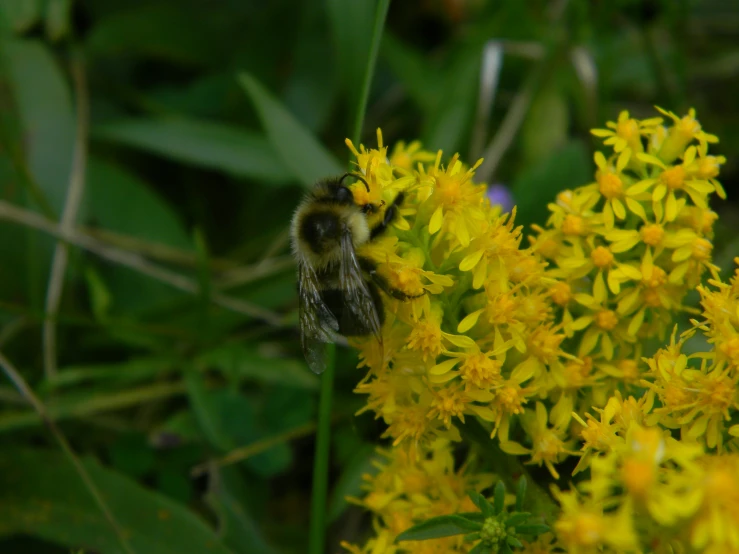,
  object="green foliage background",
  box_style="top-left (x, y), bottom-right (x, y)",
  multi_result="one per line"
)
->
top-left (0, 0), bottom-right (737, 552)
